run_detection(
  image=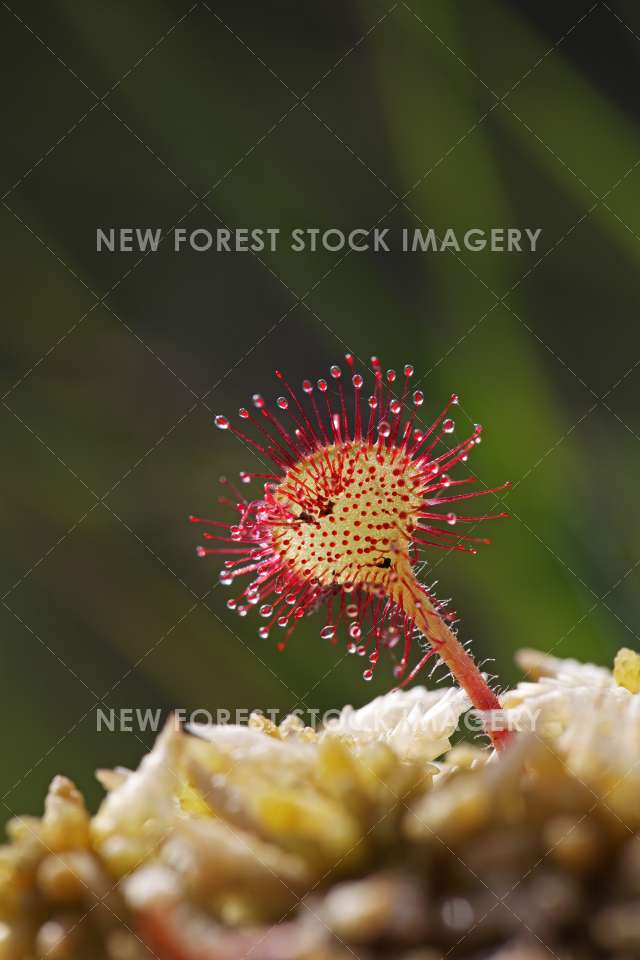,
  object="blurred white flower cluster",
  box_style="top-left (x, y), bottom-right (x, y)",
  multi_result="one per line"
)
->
top-left (3, 647), bottom-right (640, 960)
